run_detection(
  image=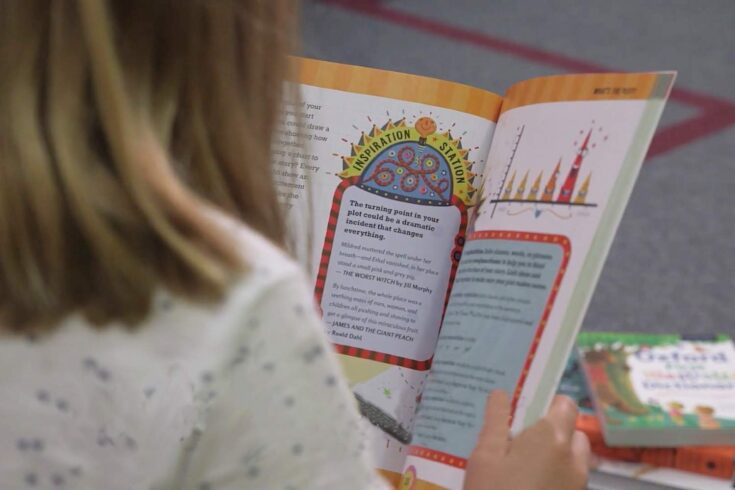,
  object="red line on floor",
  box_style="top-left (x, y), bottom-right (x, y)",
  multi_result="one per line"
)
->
top-left (647, 108), bottom-right (735, 158)
top-left (320, 0), bottom-right (735, 159)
